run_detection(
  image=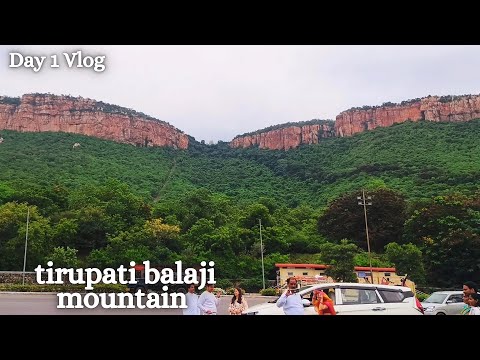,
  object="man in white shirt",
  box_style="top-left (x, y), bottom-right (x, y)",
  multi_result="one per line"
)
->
top-left (198, 284), bottom-right (221, 315)
top-left (276, 277), bottom-right (304, 315)
top-left (183, 284), bottom-right (200, 315)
